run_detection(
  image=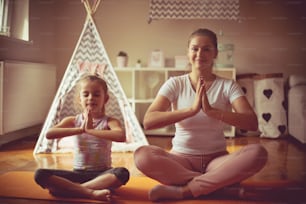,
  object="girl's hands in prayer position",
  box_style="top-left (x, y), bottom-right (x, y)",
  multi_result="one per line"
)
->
top-left (85, 109), bottom-right (94, 130)
top-left (81, 109), bottom-right (94, 133)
